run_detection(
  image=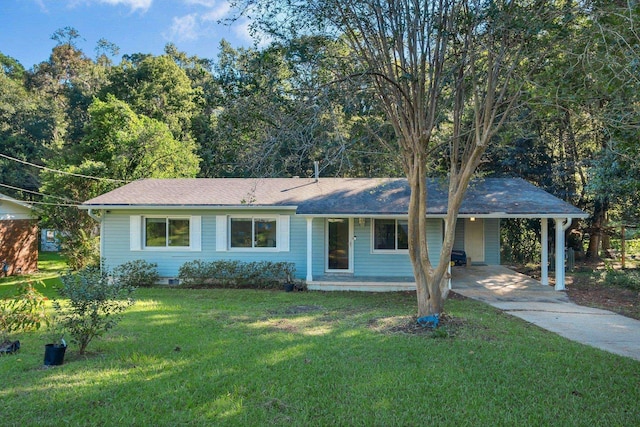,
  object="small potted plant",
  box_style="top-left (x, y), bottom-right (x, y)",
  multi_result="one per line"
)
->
top-left (43, 317), bottom-right (67, 366)
top-left (282, 264), bottom-right (296, 292)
